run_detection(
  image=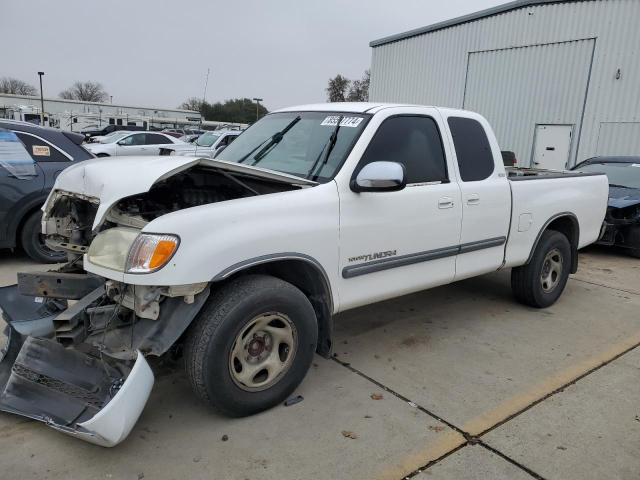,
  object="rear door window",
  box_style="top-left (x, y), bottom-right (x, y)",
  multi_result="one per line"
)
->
top-left (14, 132), bottom-right (70, 163)
top-left (0, 129), bottom-right (37, 178)
top-left (146, 133), bottom-right (173, 145)
top-left (448, 117), bottom-right (494, 182)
